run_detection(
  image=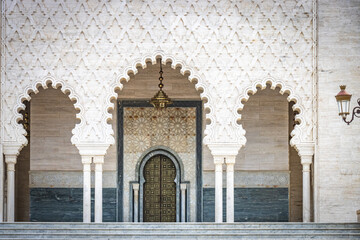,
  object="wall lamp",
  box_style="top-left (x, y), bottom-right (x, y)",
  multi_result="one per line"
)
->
top-left (335, 85), bottom-right (360, 125)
